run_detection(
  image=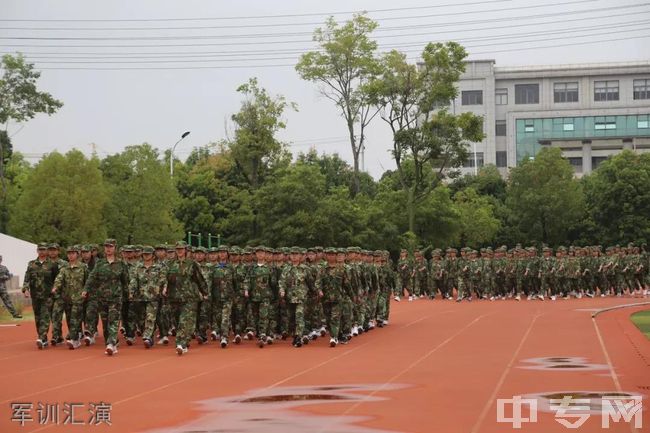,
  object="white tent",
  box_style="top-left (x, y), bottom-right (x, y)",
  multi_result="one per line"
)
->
top-left (0, 233), bottom-right (37, 288)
